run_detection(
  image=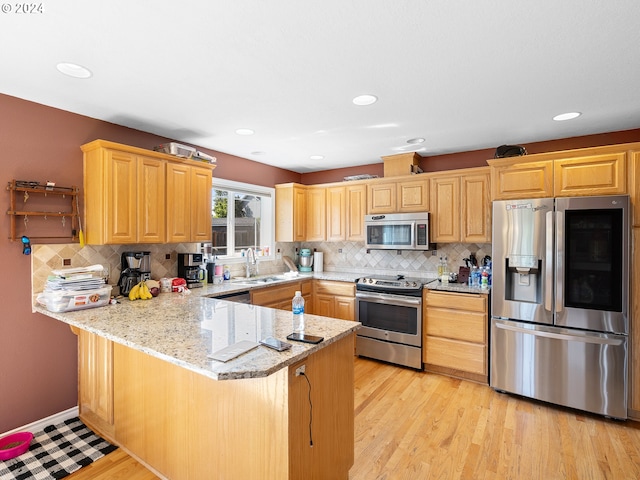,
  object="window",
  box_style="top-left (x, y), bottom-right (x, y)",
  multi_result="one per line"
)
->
top-left (210, 179), bottom-right (274, 261)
